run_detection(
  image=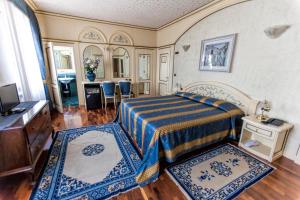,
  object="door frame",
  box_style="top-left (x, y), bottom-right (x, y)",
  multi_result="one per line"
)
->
top-left (156, 46), bottom-right (174, 96)
top-left (45, 42), bottom-right (63, 113)
top-left (46, 42), bottom-right (80, 112)
top-left (135, 48), bottom-right (156, 97)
